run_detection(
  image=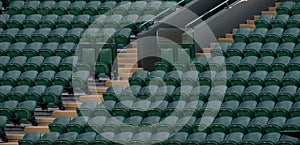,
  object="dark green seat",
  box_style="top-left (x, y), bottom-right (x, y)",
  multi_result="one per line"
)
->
top-left (1, 70), bottom-right (21, 86)
top-left (264, 71), bottom-right (284, 86)
top-left (55, 15), bottom-right (74, 29)
top-left (77, 101), bottom-right (98, 118)
top-left (294, 88), bottom-right (300, 102)
top-left (198, 70), bottom-right (217, 86)
top-left (287, 14), bottom-right (300, 28)
top-left (241, 132), bottom-right (262, 145)
top-left (59, 56), bottom-right (78, 71)
top-left (87, 15), bottom-right (106, 28)
top-left (55, 132), bottom-right (78, 145)
top-left (255, 14), bottom-right (273, 29)
top-left (283, 117), bottom-right (300, 130)
top-left (23, 42), bottom-right (43, 58)
top-left (238, 56), bottom-right (258, 72)
top-left (265, 28), bottom-right (284, 43)
top-left (119, 14), bottom-right (139, 30)
top-left (103, 15), bottom-right (122, 29)
top-left (0, 42), bottom-right (11, 56)
top-left (229, 117), bottom-right (251, 133)
top-left (144, 1), bottom-right (162, 16)
top-left (230, 71), bottom-right (251, 86)
top-left (136, 14), bottom-right (154, 32)
top-left (17, 71), bottom-right (39, 87)
top-left (23, 56), bottom-right (44, 72)
top-left (292, 2), bottom-right (300, 15)
top-left (0, 14), bottom-right (10, 29)
top-left (233, 28), bottom-right (252, 43)
top-left (279, 135), bottom-right (299, 145)
top-left (248, 71), bottom-right (268, 86)
top-left (206, 56), bottom-right (225, 71)
top-left (36, 132), bottom-right (60, 145)
top-left (52, 71), bottom-right (72, 88)
top-left (224, 56), bottom-right (241, 72)
top-left (67, 1), bottom-right (86, 16)
top-left (6, 14), bottom-right (26, 29)
top-left (248, 28), bottom-right (268, 43)
top-left (102, 85), bottom-right (124, 101)
top-left (210, 43), bottom-right (230, 57)
top-left (282, 71), bottom-right (300, 86)
top-left (265, 117), bottom-right (287, 133)
top-left (174, 116), bottom-right (197, 133)
top-left (213, 71), bottom-right (233, 87)
top-left (271, 56), bottom-right (290, 72)
top-left (293, 43), bottom-right (300, 57)
top-left (102, 117), bottom-right (125, 133)
top-left (276, 1), bottom-right (294, 15)
top-left (277, 42), bottom-right (295, 57)
top-left (73, 132), bottom-right (97, 145)
top-left (115, 28), bottom-right (132, 48)
top-left (164, 100), bottom-right (186, 117)
top-left (163, 71), bottom-right (182, 87)
top-left (66, 116), bottom-right (89, 133)
top-left (112, 132), bottom-right (134, 145)
top-left (49, 116), bottom-right (71, 133)
top-left (64, 28), bottom-right (83, 43)
top-left (112, 1), bottom-right (131, 16)
top-left (52, 1), bottom-right (71, 16)
top-left (290, 102), bottom-right (300, 117)
top-left (190, 56), bottom-right (208, 72)
top-left (172, 85), bottom-right (193, 101)
top-left (94, 101), bottom-right (116, 117)
top-left (0, 85), bottom-right (12, 103)
top-left (24, 85), bottom-right (46, 104)
top-left (277, 86), bottom-right (297, 102)
top-left (47, 28), bottom-right (68, 43)
top-left (148, 132), bottom-right (170, 144)
top-left (203, 132), bottom-right (225, 145)
top-left (237, 101), bottom-right (257, 117)
top-left (70, 70), bottom-right (90, 90)
top-left (259, 85), bottom-right (280, 101)
top-left (120, 116), bottom-right (143, 132)
top-left (259, 42), bottom-right (279, 57)
top-left (180, 71), bottom-right (199, 86)
top-left (153, 86), bottom-right (176, 102)
top-left (224, 85), bottom-right (244, 101)
top-left (254, 101), bottom-right (275, 117)
top-left (36, 1), bottom-right (56, 16)
top-left (147, 100), bottom-right (168, 117)
top-left (254, 56), bottom-right (274, 72)
top-left (188, 85), bottom-right (210, 102)
top-left (0, 100), bottom-right (18, 120)
top-left (14, 100), bottom-right (37, 125)
top-left (85, 116), bottom-right (107, 133)
top-left (41, 85), bottom-right (64, 110)
top-left (219, 101), bottom-right (239, 117)
top-left (282, 28), bottom-right (299, 43)
top-left (15, 28), bottom-right (35, 43)
top-left (31, 28), bottom-right (52, 43)
top-left (155, 116), bottom-right (178, 133)
top-left (21, 1), bottom-right (40, 16)
top-left (93, 132), bottom-right (115, 145)
top-left (6, 42), bottom-right (27, 57)
top-left (287, 56), bottom-right (300, 71)
top-left (19, 132), bottom-right (41, 145)
top-left (200, 101), bottom-right (222, 117)
top-left (129, 132), bottom-right (152, 145)
top-left (6, 1), bottom-right (24, 15)
top-left (145, 70), bottom-right (166, 86)
top-left (270, 15), bottom-right (289, 29)
top-left (128, 1), bottom-right (146, 15)
top-left (272, 101), bottom-right (292, 117)
top-left (184, 132), bottom-right (207, 145)
top-left (137, 85), bottom-right (158, 100)
top-left (41, 56), bottom-right (61, 72)
top-left (222, 132), bottom-right (244, 145)
top-left (98, 1), bottom-right (116, 14)
top-left (242, 85), bottom-right (262, 101)
top-left (34, 70), bottom-right (55, 87)
top-left (55, 43), bottom-right (76, 59)
top-left (111, 100), bottom-right (134, 117)
top-left (129, 70), bottom-right (149, 87)
top-left (39, 14), bottom-right (58, 29)
top-left (139, 116), bottom-right (161, 133)
top-left (158, 1), bottom-right (177, 16)
top-left (247, 117), bottom-right (269, 133)
top-left (227, 42), bottom-right (247, 57)
top-left (82, 1), bottom-right (101, 16)
top-left (209, 116), bottom-right (233, 134)
top-left (0, 56), bottom-right (10, 71)
top-left (164, 132), bottom-right (189, 145)
top-left (0, 28), bottom-right (19, 43)
top-left (259, 132), bottom-right (281, 145)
